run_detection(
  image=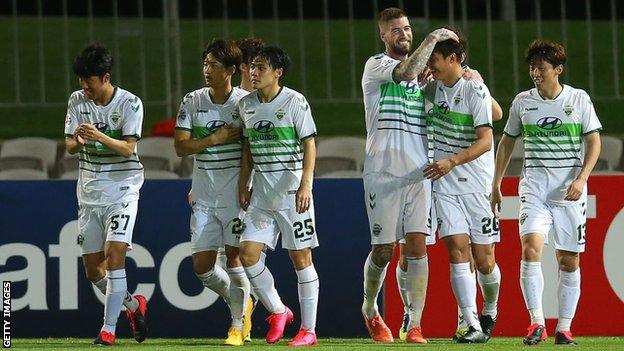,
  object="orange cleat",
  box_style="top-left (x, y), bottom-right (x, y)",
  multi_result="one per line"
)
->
top-left (362, 313), bottom-right (393, 343)
top-left (406, 326), bottom-right (428, 344)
